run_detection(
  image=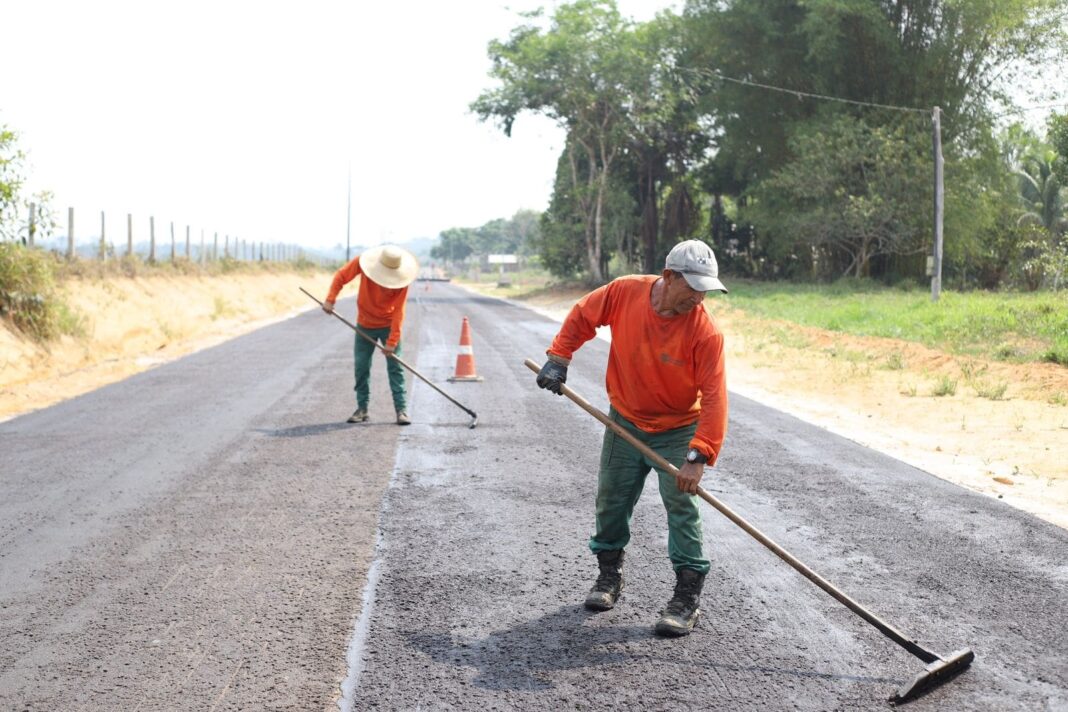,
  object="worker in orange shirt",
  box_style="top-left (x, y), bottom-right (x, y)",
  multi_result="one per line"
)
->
top-left (323, 245), bottom-right (419, 425)
top-left (535, 240), bottom-right (728, 637)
